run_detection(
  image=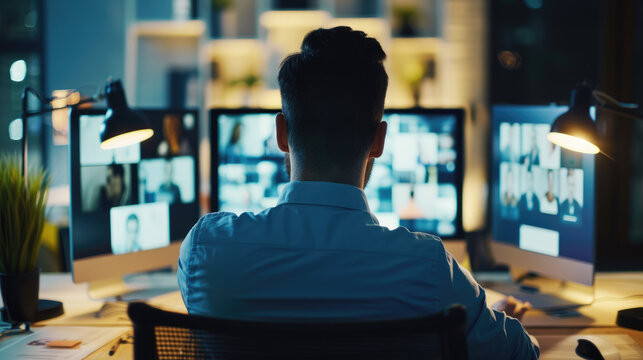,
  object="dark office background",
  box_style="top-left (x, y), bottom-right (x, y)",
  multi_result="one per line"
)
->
top-left (1, 0), bottom-right (641, 269)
